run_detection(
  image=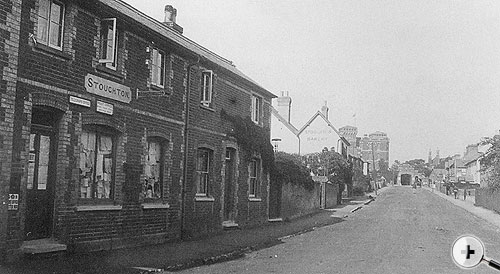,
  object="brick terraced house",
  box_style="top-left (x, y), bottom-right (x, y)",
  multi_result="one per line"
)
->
top-left (0, 0), bottom-right (275, 260)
